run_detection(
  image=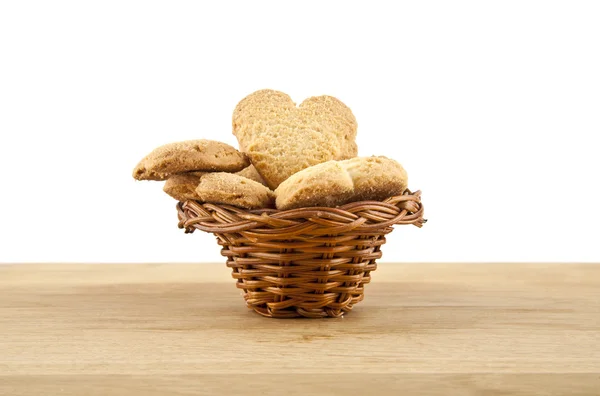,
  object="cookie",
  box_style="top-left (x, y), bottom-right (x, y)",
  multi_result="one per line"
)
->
top-left (186, 171), bottom-right (207, 178)
top-left (232, 89), bottom-right (358, 189)
top-left (232, 89), bottom-right (293, 152)
top-left (189, 165), bottom-right (268, 187)
top-left (275, 156), bottom-right (408, 210)
top-left (163, 173), bottom-right (202, 202)
top-left (195, 172), bottom-right (275, 209)
top-left (341, 156), bottom-right (408, 202)
top-left (235, 165), bottom-right (268, 186)
top-left (274, 161), bottom-right (353, 210)
top-left (133, 139), bottom-right (249, 181)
